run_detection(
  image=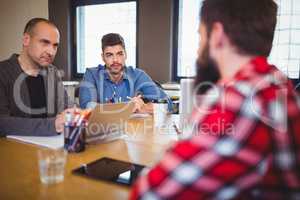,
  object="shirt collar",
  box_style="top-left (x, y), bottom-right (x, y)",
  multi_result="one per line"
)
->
top-left (103, 65), bottom-right (128, 81)
top-left (10, 54), bottom-right (47, 76)
top-left (233, 56), bottom-right (270, 80)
